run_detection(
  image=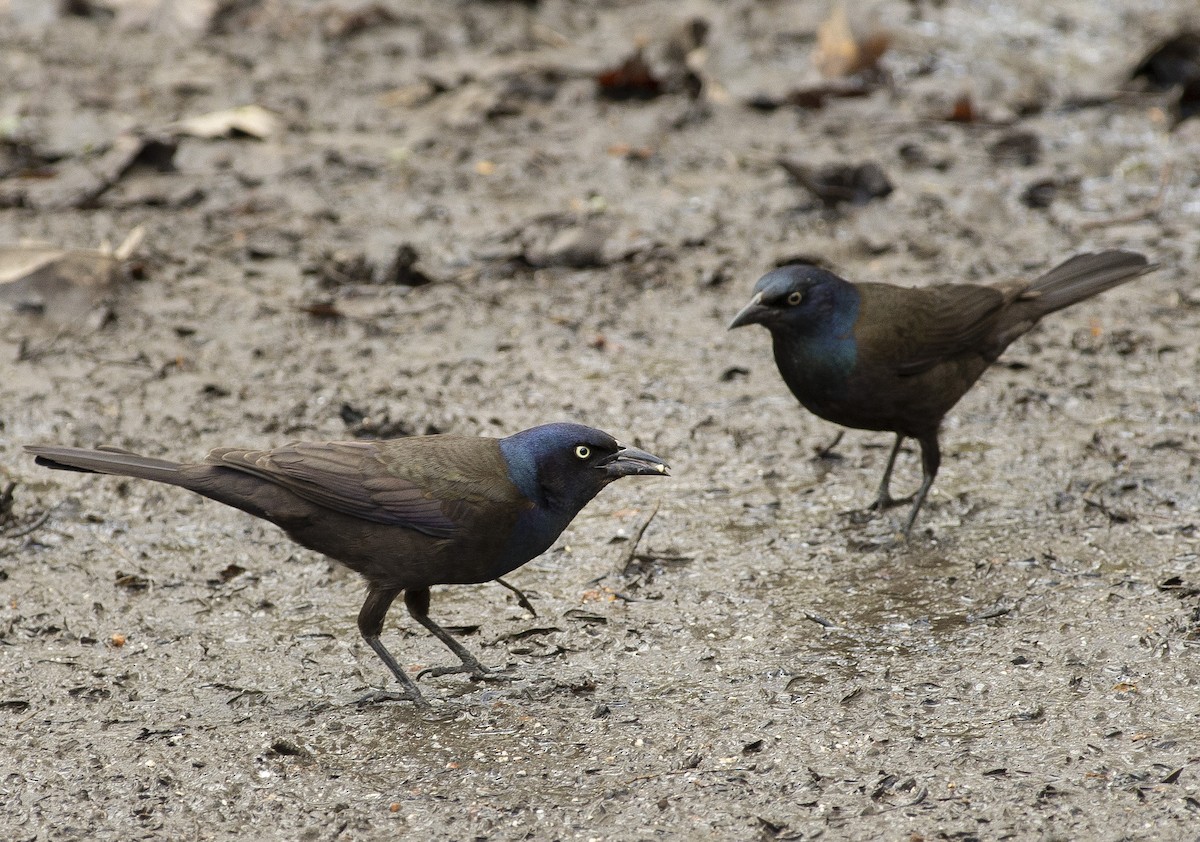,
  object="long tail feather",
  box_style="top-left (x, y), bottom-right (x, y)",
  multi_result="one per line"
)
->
top-left (25, 445), bottom-right (183, 482)
top-left (1025, 250), bottom-right (1155, 315)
